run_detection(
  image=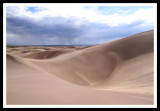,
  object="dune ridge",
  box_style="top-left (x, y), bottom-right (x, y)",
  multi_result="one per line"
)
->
top-left (6, 30), bottom-right (154, 105)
